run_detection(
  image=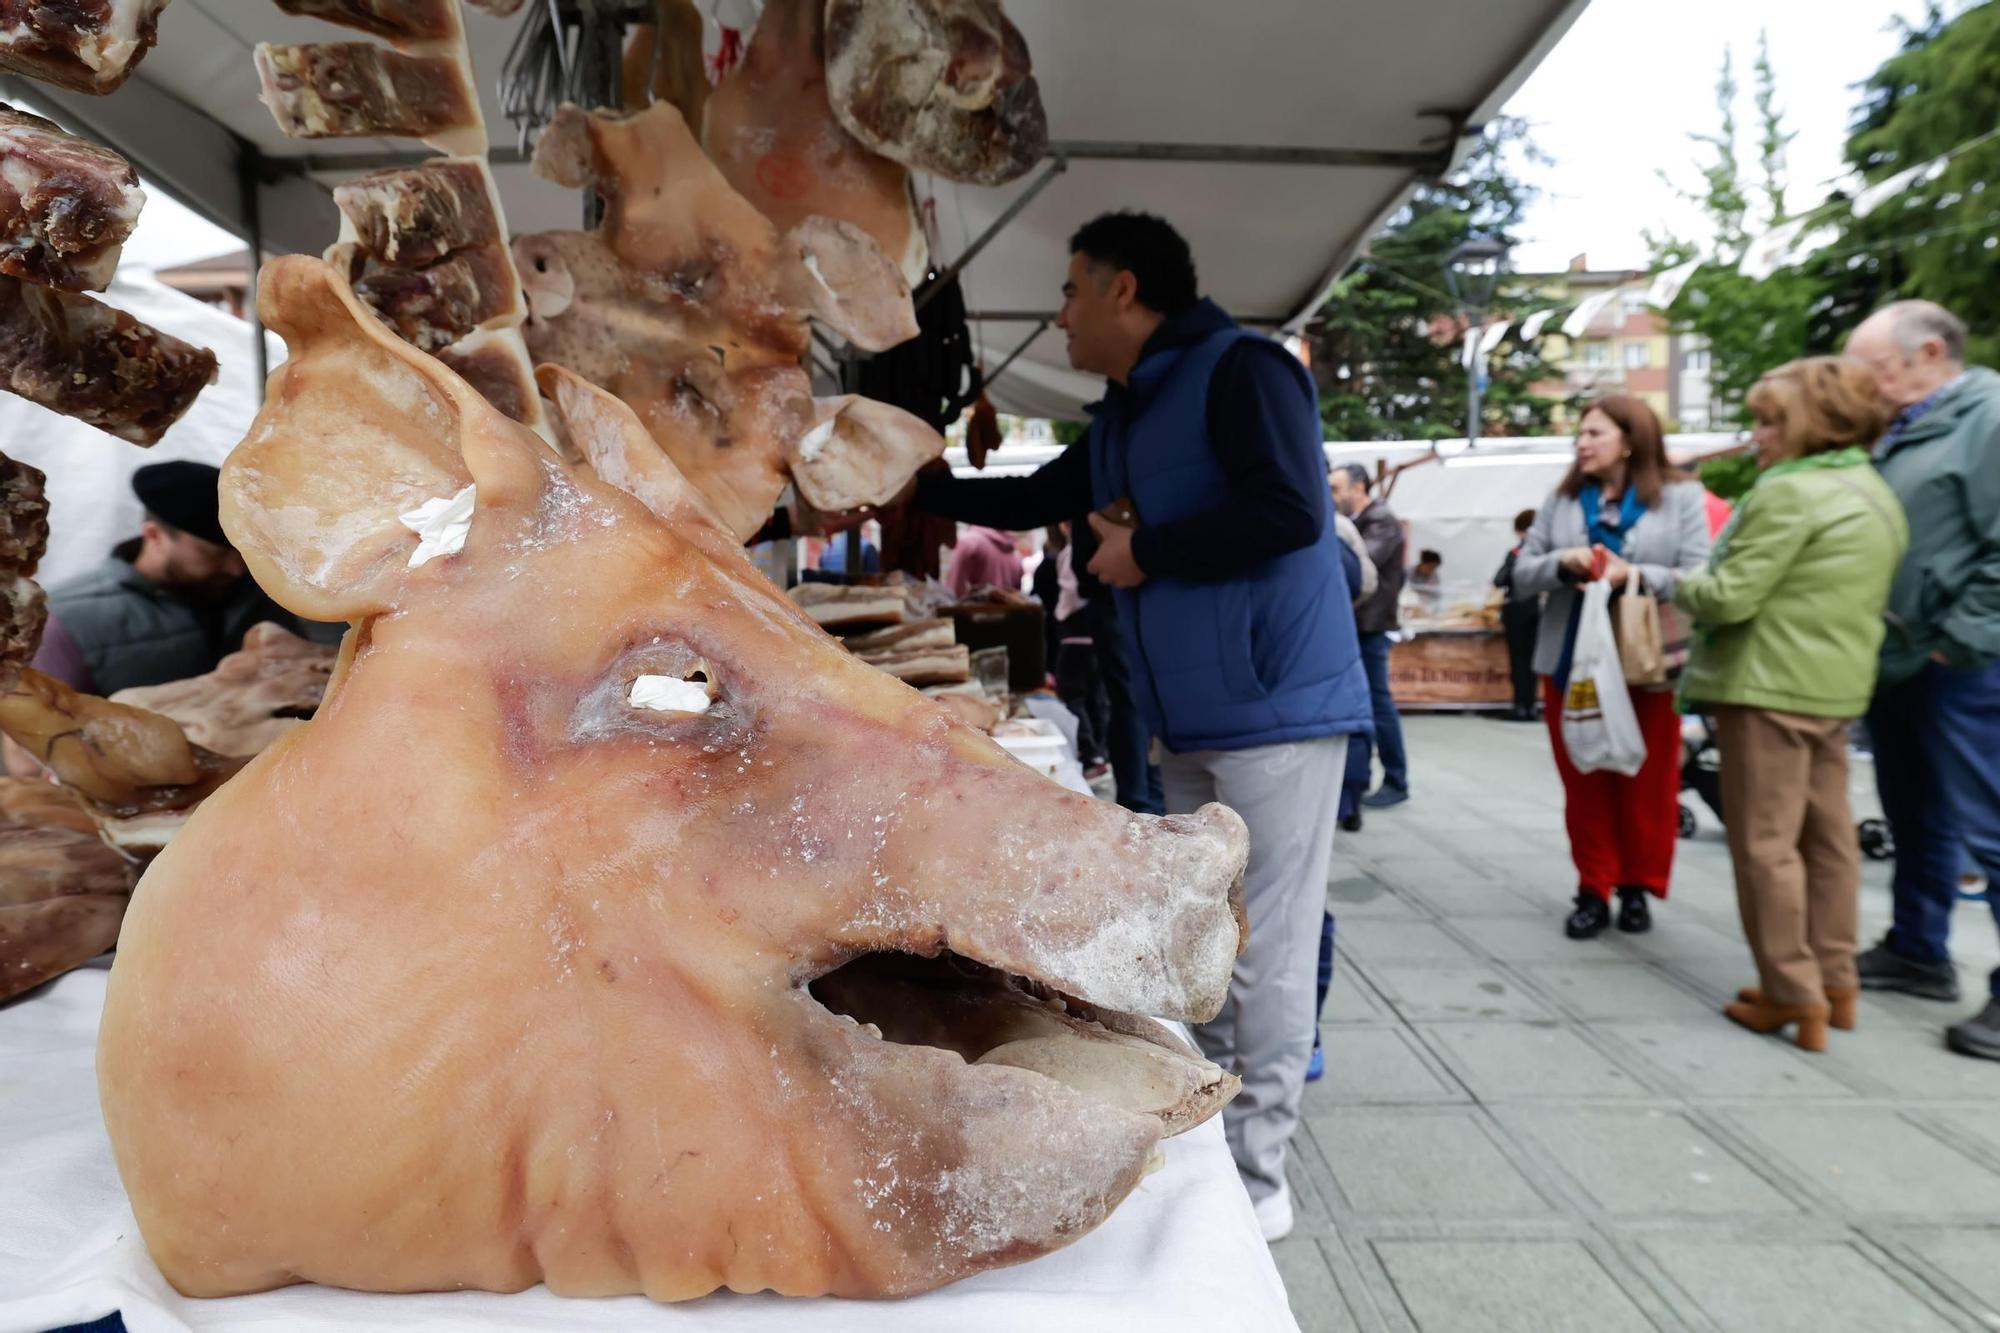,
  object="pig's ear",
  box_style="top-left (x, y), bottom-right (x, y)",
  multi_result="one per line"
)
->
top-left (536, 364), bottom-right (731, 536)
top-left (788, 394), bottom-right (946, 514)
top-left (220, 256), bottom-right (540, 622)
